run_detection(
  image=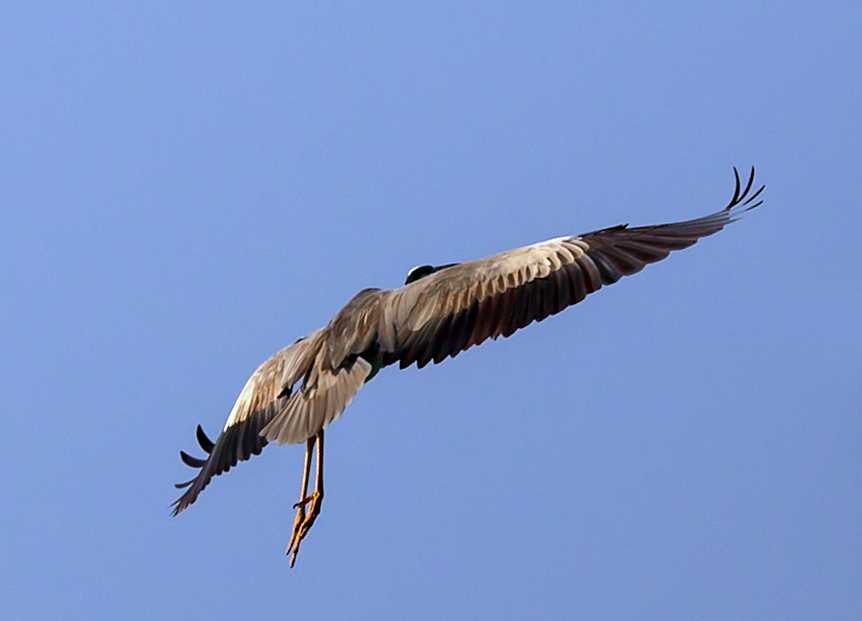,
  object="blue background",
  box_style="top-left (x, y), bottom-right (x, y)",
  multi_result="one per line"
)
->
top-left (2, 2), bottom-right (860, 619)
